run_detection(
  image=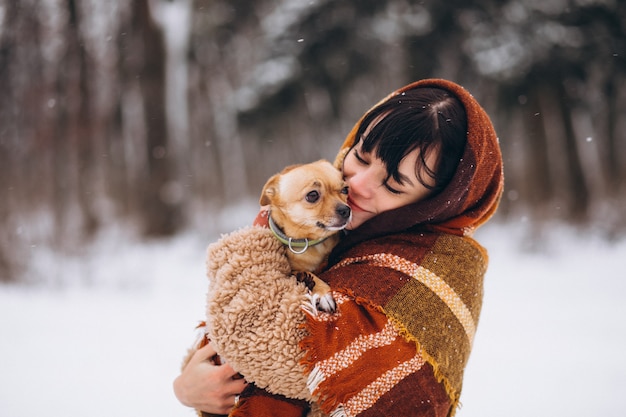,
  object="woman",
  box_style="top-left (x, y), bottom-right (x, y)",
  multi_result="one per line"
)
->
top-left (174, 78), bottom-right (504, 417)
